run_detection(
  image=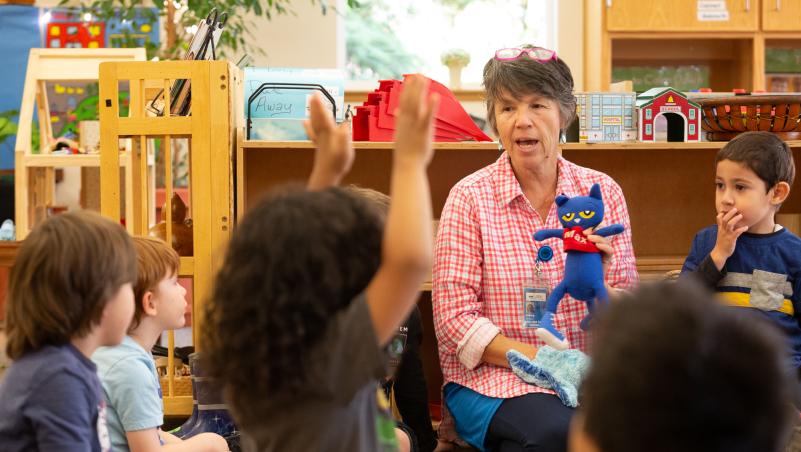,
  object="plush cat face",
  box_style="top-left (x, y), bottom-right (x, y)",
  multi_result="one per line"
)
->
top-left (556, 183), bottom-right (604, 230)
